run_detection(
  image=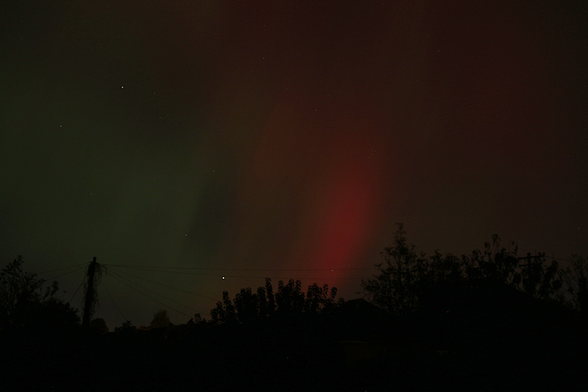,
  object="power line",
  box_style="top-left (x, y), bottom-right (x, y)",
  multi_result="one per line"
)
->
top-left (545, 255), bottom-right (583, 263)
top-left (105, 264), bottom-right (378, 272)
top-left (102, 279), bottom-right (128, 323)
top-left (107, 266), bottom-right (218, 302)
top-left (208, 274), bottom-right (371, 281)
top-left (69, 274), bottom-right (86, 306)
top-left (37, 263), bottom-right (87, 275)
top-left (108, 270), bottom-right (196, 312)
top-left (45, 265), bottom-right (87, 282)
top-left (107, 271), bottom-right (193, 319)
top-left (104, 266), bottom-right (372, 281)
top-left (106, 270), bottom-right (195, 319)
